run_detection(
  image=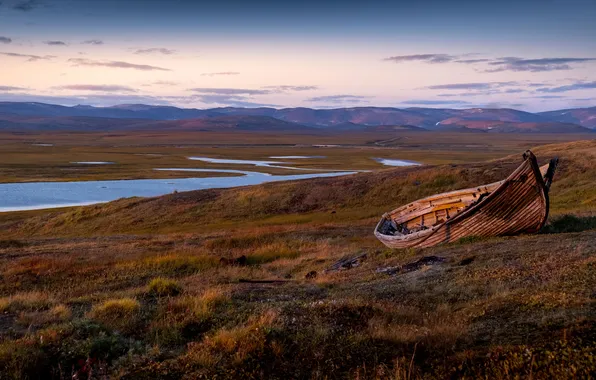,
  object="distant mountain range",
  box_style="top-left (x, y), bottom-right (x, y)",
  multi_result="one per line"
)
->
top-left (0, 102), bottom-right (594, 133)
